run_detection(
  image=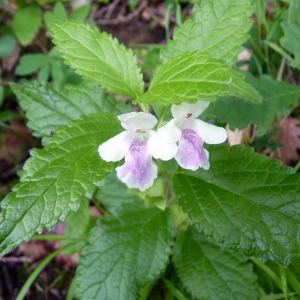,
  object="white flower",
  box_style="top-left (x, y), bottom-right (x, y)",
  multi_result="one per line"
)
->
top-left (98, 112), bottom-right (177, 191)
top-left (158, 101), bottom-right (227, 171)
